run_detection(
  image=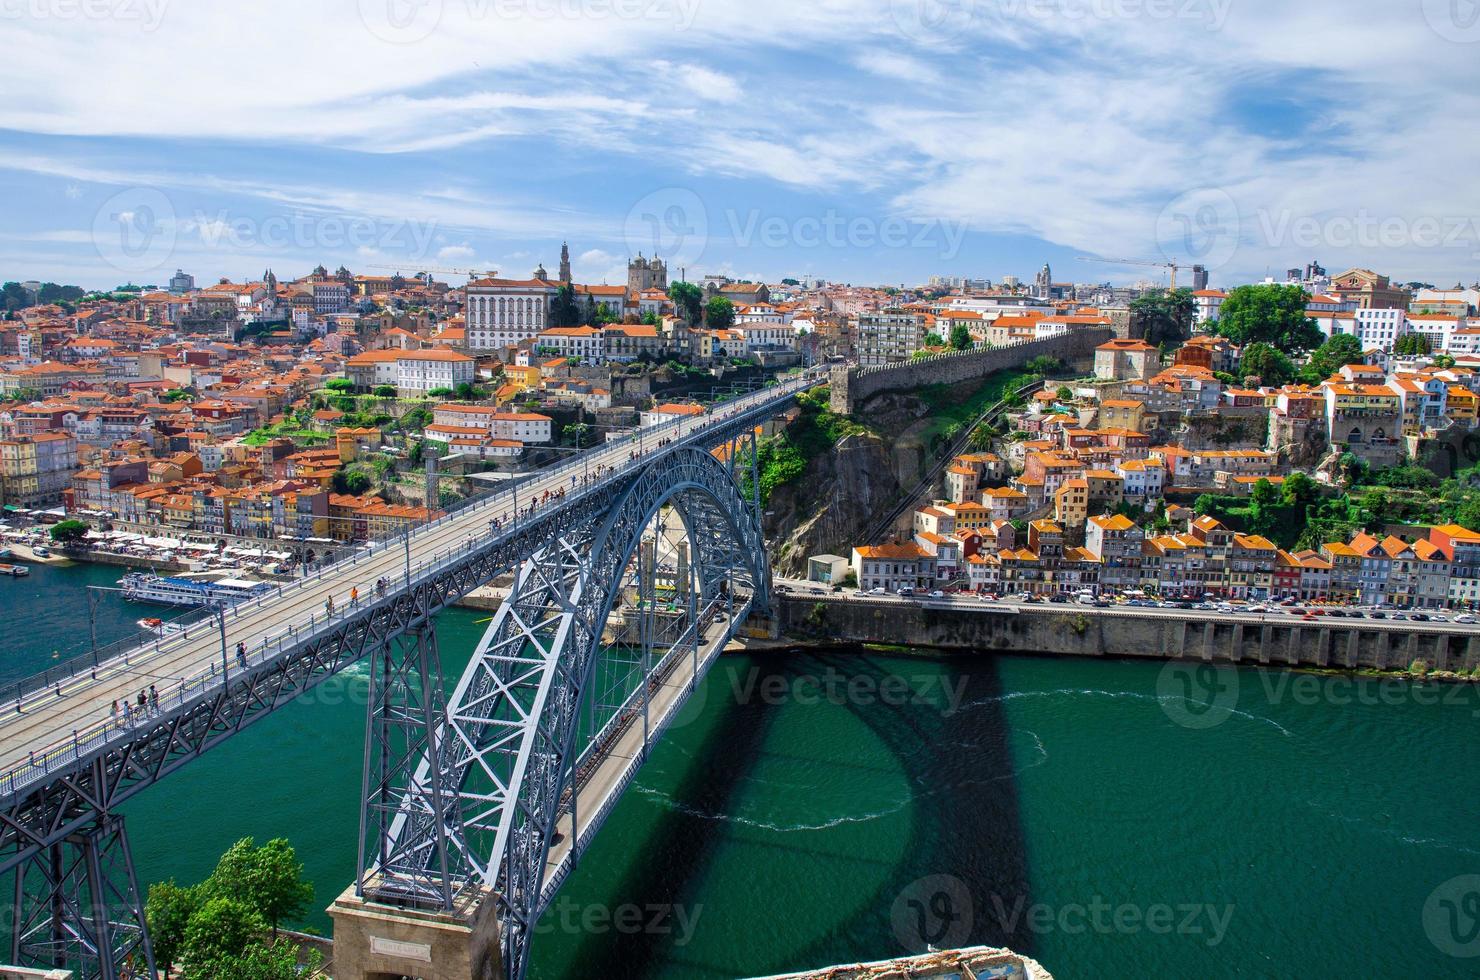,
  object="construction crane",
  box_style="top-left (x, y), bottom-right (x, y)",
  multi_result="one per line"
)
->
top-left (363, 264), bottom-right (498, 284)
top-left (1077, 255), bottom-right (1187, 290)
